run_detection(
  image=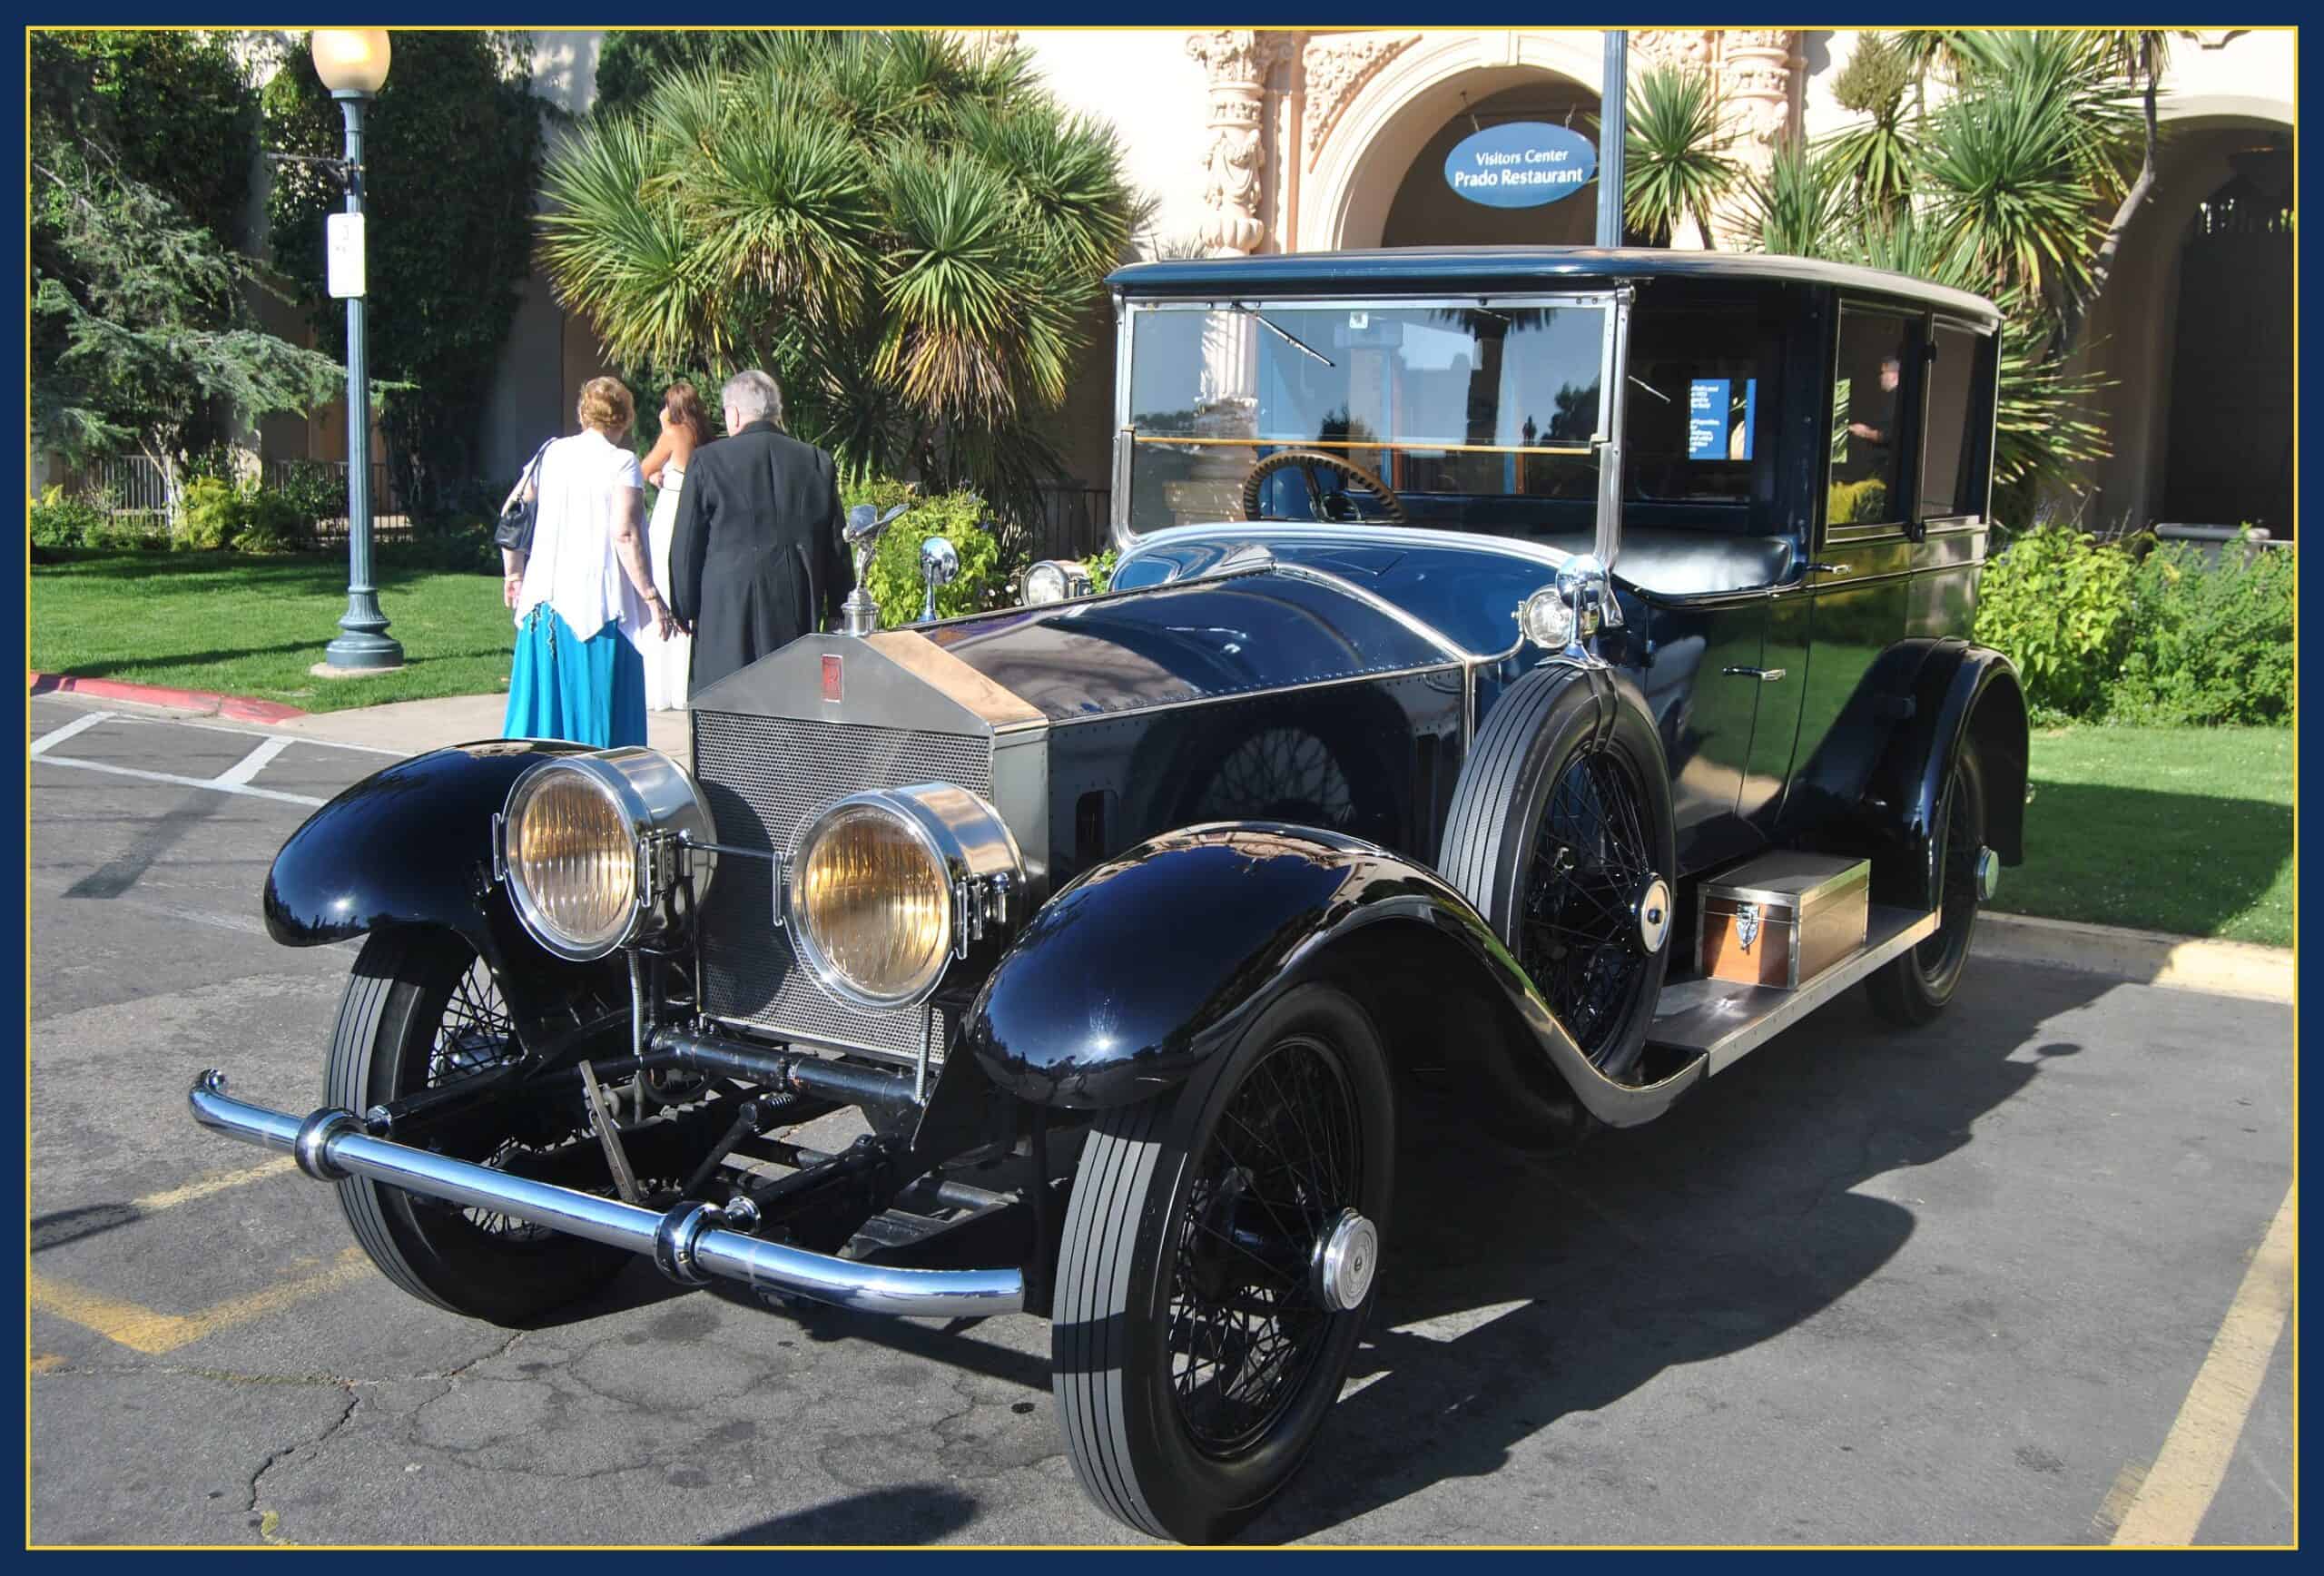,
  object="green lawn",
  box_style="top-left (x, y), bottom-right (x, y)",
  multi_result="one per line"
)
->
top-left (30, 549), bottom-right (515, 713)
top-left (2004, 725), bottom-right (2295, 948)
